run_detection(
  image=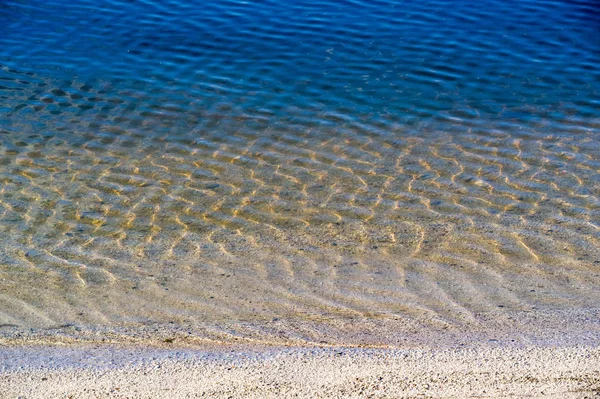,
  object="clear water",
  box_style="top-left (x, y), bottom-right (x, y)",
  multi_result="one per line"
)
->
top-left (0, 0), bottom-right (599, 345)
